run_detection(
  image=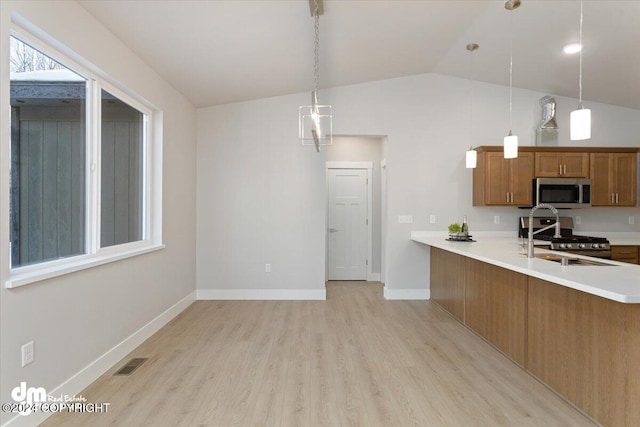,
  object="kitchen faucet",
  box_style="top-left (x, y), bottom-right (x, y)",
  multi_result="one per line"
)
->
top-left (527, 203), bottom-right (561, 258)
